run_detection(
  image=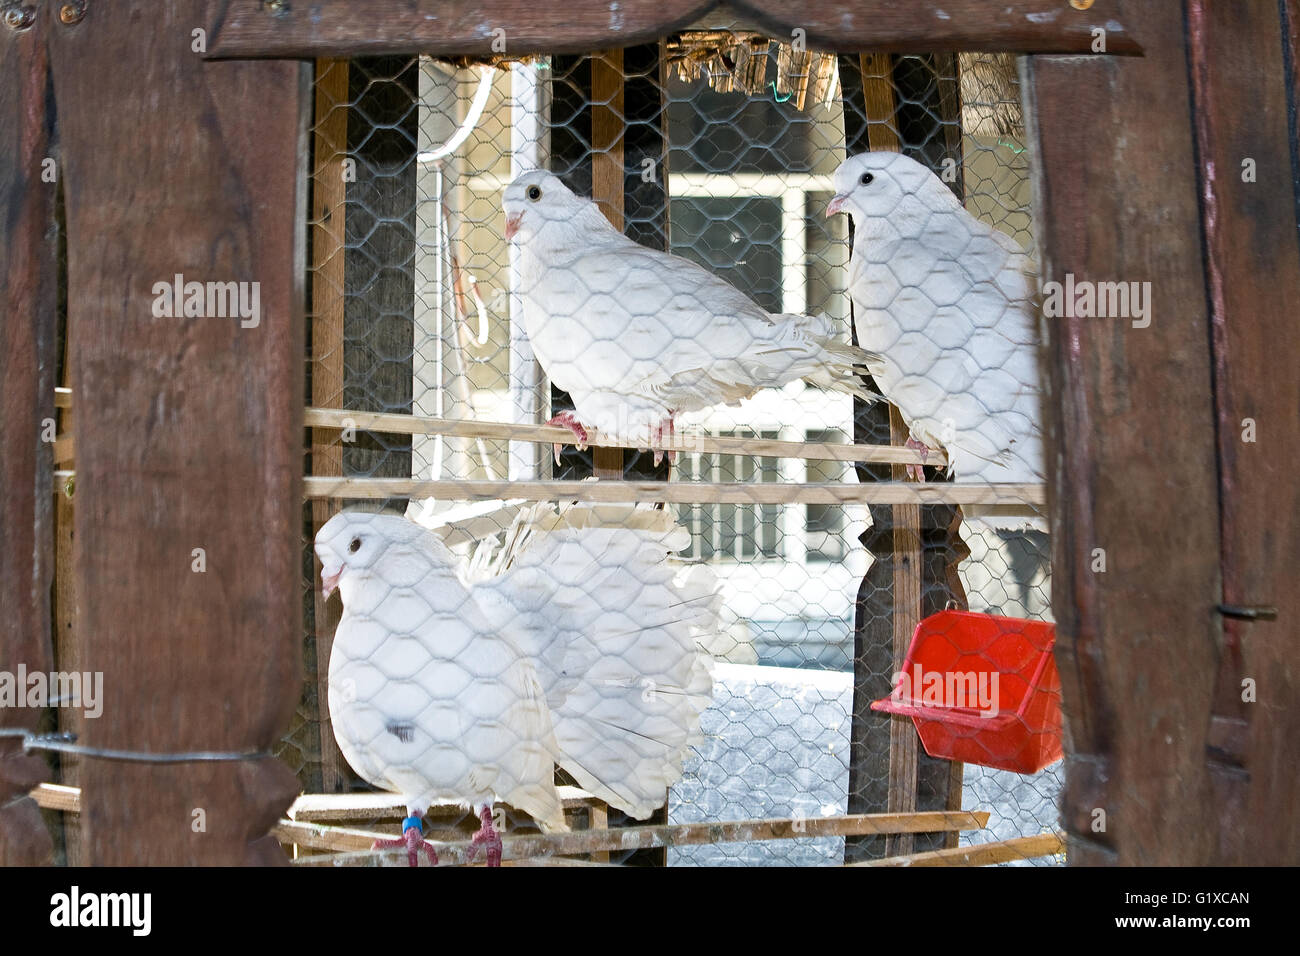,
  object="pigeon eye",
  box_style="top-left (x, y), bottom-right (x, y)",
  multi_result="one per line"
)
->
top-left (859, 172), bottom-right (875, 186)
top-left (526, 185), bottom-right (542, 201)
top-left (348, 537), bottom-right (361, 554)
